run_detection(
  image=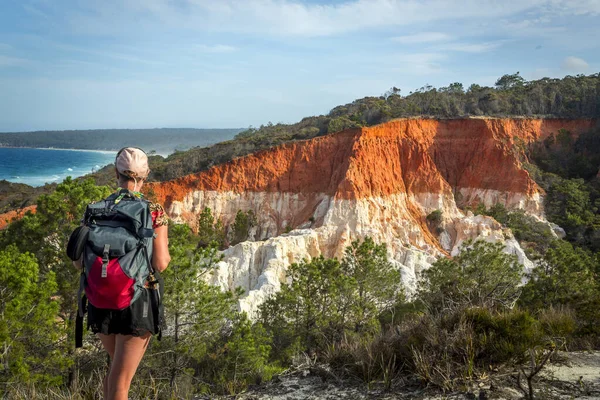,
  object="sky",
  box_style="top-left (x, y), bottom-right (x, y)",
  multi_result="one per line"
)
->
top-left (0, 0), bottom-right (598, 132)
